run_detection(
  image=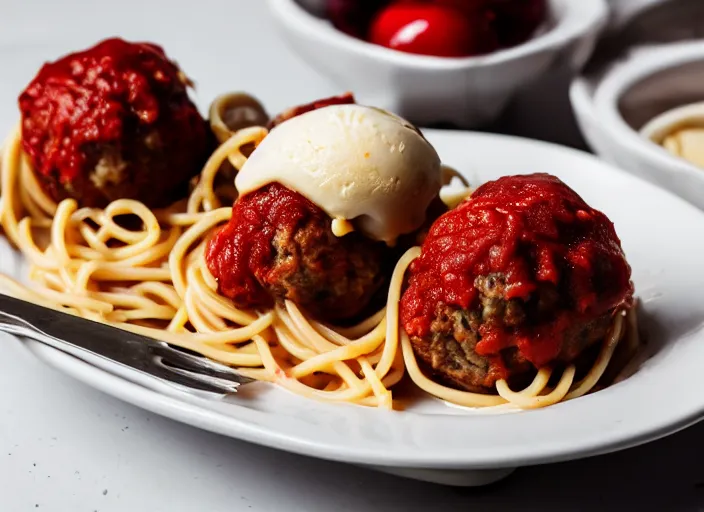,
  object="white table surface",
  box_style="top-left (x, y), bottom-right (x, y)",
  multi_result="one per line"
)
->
top-left (1, 1), bottom-right (703, 510)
